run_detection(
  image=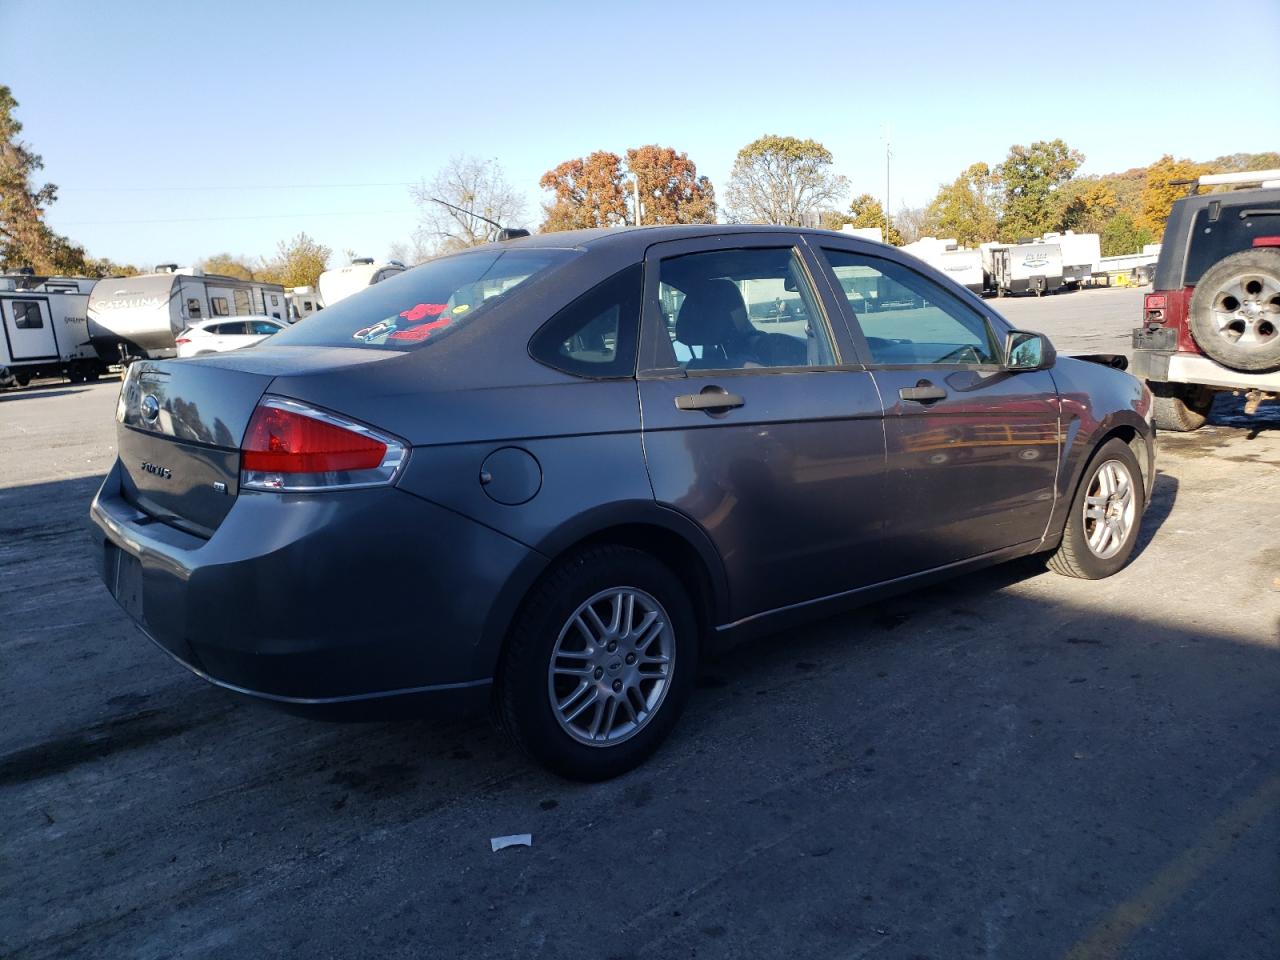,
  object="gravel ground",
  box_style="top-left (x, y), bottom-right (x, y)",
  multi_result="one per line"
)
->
top-left (2, 286), bottom-right (1277, 959)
